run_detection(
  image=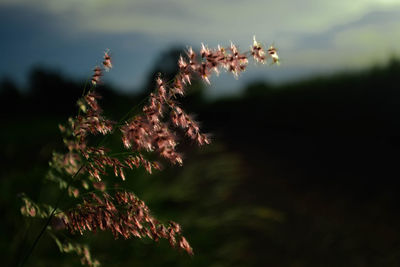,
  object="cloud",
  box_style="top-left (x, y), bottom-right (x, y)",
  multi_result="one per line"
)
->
top-left (1, 0), bottom-right (400, 90)
top-left (279, 7), bottom-right (400, 67)
top-left (2, 0), bottom-right (400, 49)
top-left (0, 4), bottom-right (175, 90)
top-left (3, 0), bottom-right (398, 37)
top-left (289, 7), bottom-right (400, 49)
